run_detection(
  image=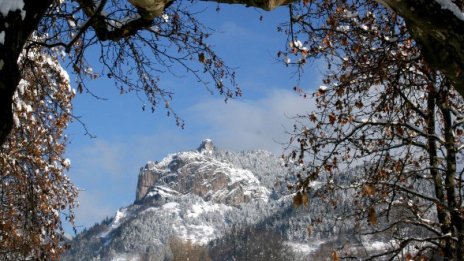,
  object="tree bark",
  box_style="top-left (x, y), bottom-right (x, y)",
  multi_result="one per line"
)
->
top-left (378, 0), bottom-right (464, 96)
top-left (0, 0), bottom-right (53, 146)
top-left (437, 87), bottom-right (464, 257)
top-left (426, 89), bottom-right (454, 257)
